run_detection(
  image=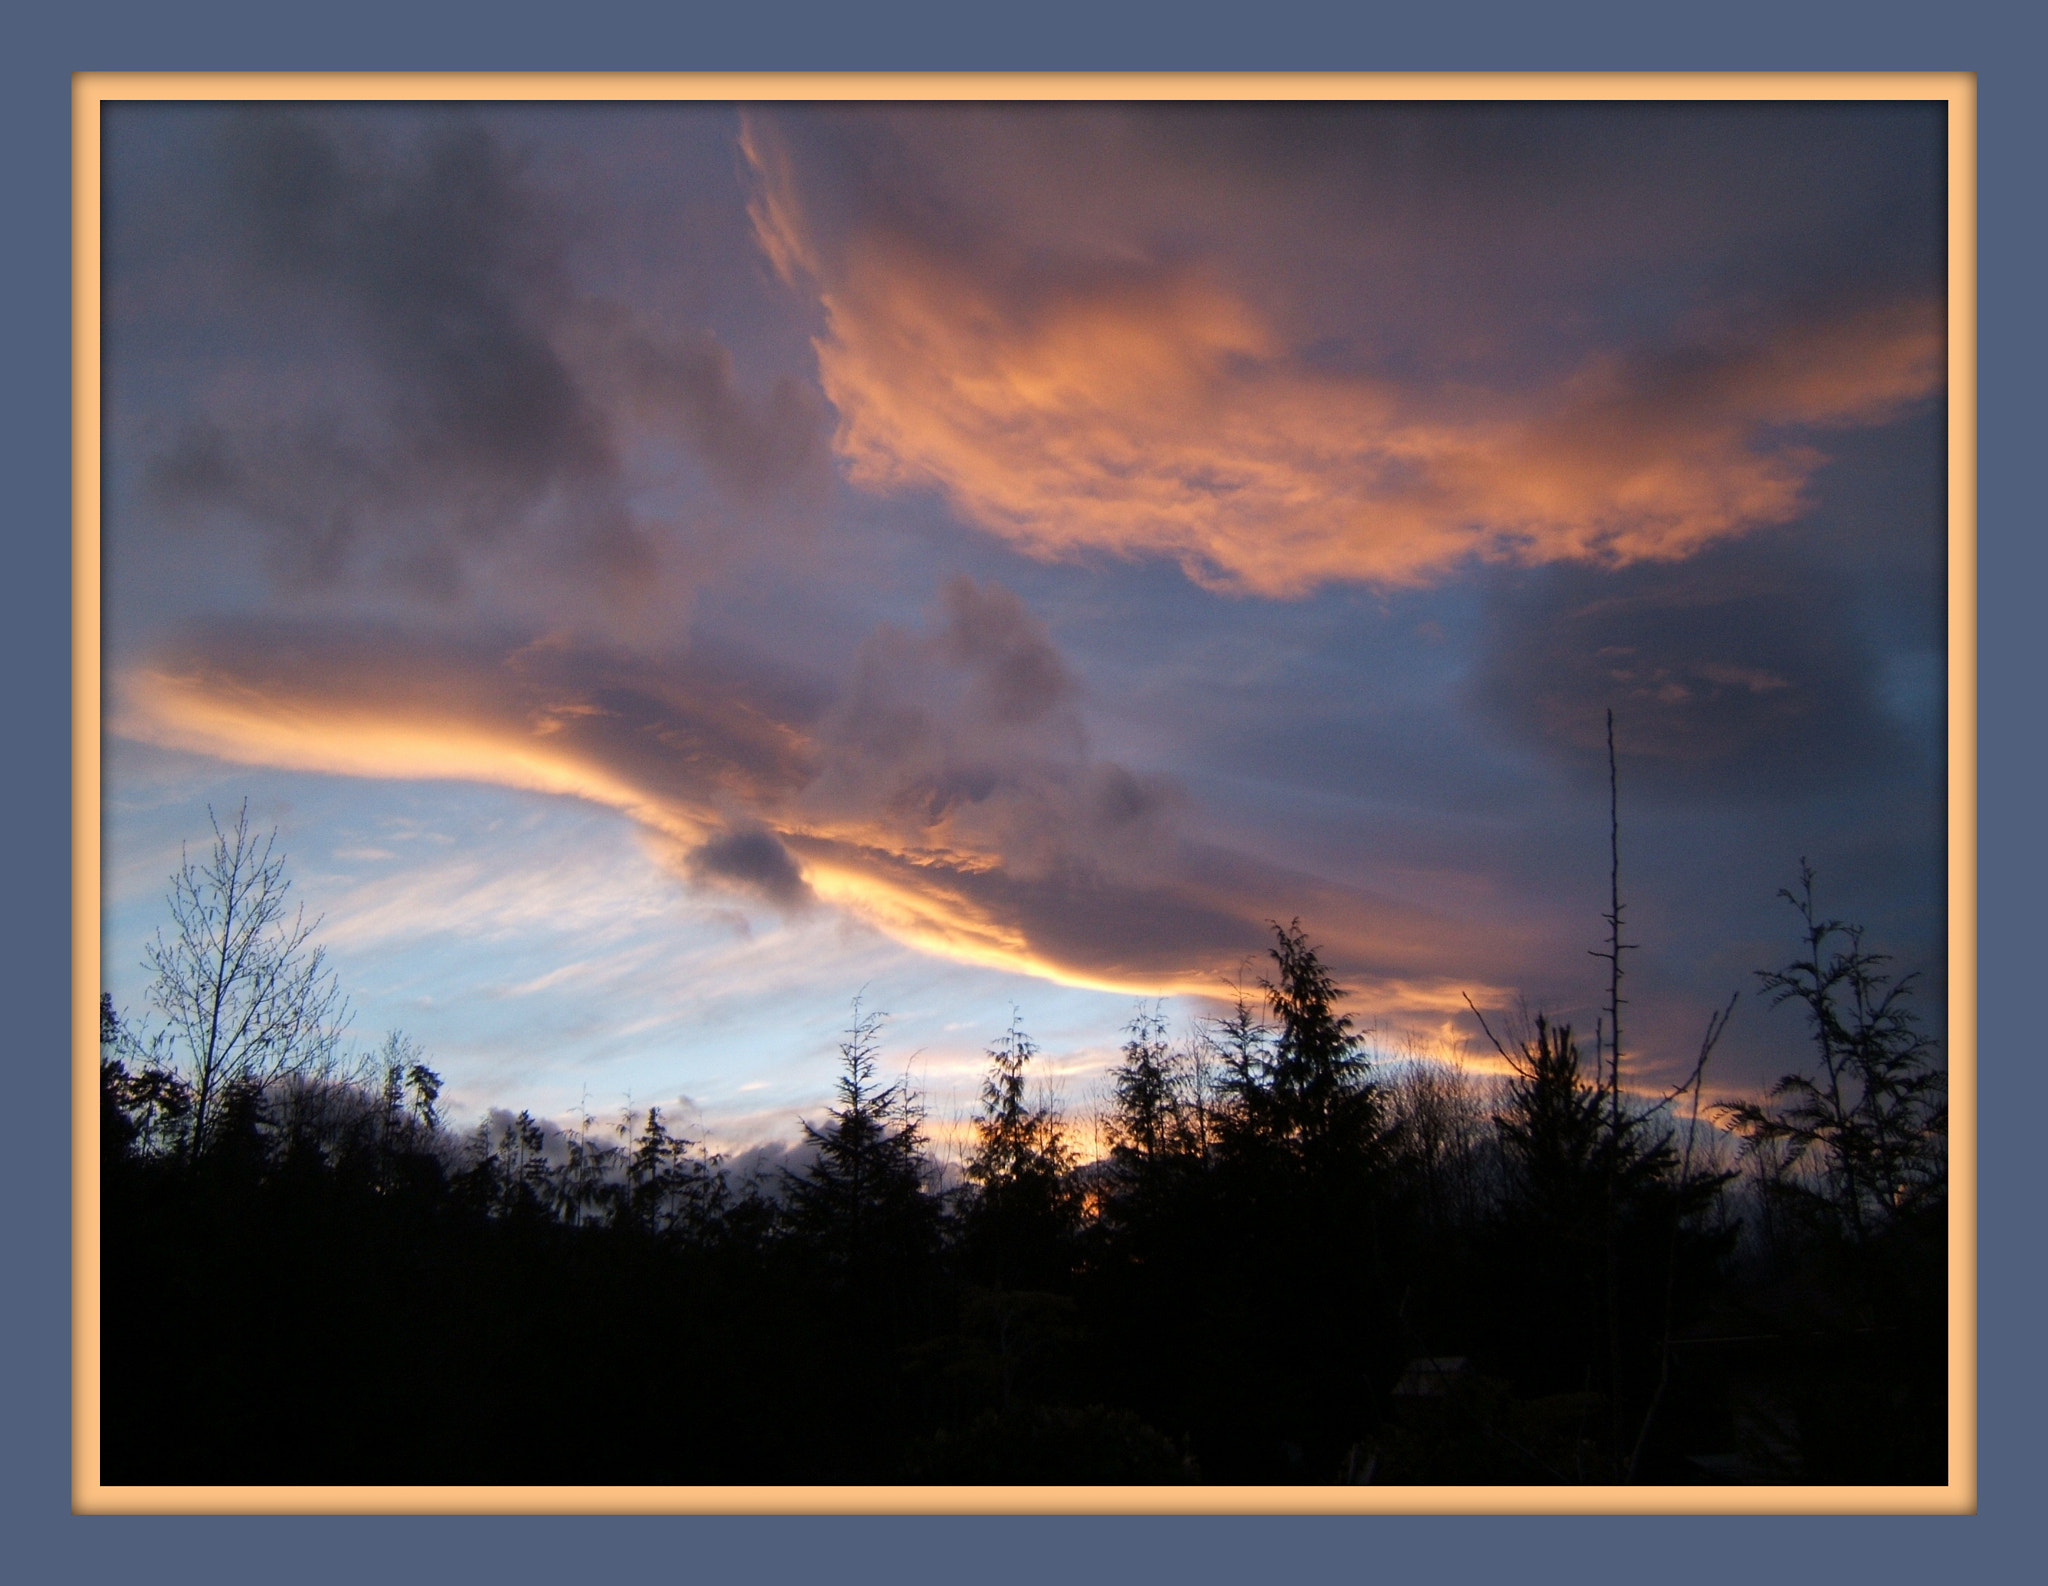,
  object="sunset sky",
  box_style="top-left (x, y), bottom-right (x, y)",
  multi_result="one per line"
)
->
top-left (97, 100), bottom-right (1949, 1152)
